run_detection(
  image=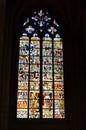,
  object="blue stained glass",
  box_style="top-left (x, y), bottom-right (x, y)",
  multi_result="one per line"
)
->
top-left (55, 34), bottom-right (60, 38)
top-left (25, 26), bottom-right (35, 34)
top-left (31, 10), bottom-right (52, 28)
top-left (38, 10), bottom-right (44, 16)
top-left (23, 18), bottom-right (29, 26)
top-left (53, 20), bottom-right (60, 27)
top-left (33, 33), bottom-right (38, 37)
top-left (44, 34), bottom-right (50, 38)
top-left (48, 26), bottom-right (57, 34)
